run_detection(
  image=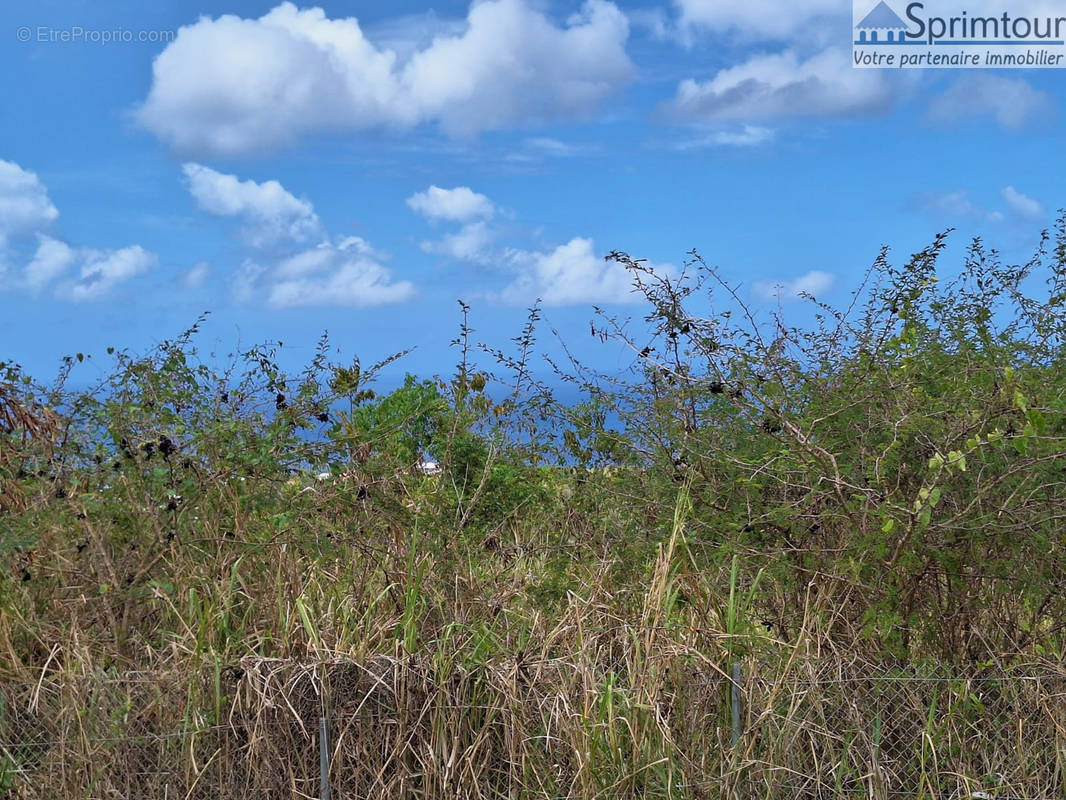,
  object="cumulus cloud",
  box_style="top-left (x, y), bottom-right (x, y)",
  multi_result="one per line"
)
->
top-left (926, 75), bottom-right (1051, 131)
top-left (1001, 186), bottom-right (1044, 220)
top-left (25, 242), bottom-right (156, 303)
top-left (669, 48), bottom-right (893, 122)
top-left (752, 270), bottom-right (834, 302)
top-left (409, 186), bottom-right (498, 264)
top-left (496, 238), bottom-right (669, 306)
top-left (24, 236), bottom-right (74, 292)
top-left (401, 0), bottom-right (631, 135)
top-left (239, 236), bottom-right (415, 309)
top-left (406, 185), bottom-right (669, 305)
top-left (265, 237), bottom-right (415, 308)
top-left (183, 163), bottom-right (320, 246)
top-left (56, 246), bottom-right (158, 302)
top-left (0, 161), bottom-right (59, 246)
top-left (182, 261), bottom-right (211, 289)
top-left (421, 221), bottom-right (496, 265)
top-left (137, 0), bottom-right (632, 156)
top-left (182, 166), bottom-right (414, 308)
top-left (406, 185), bottom-right (495, 223)
top-left (0, 160), bottom-right (155, 300)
